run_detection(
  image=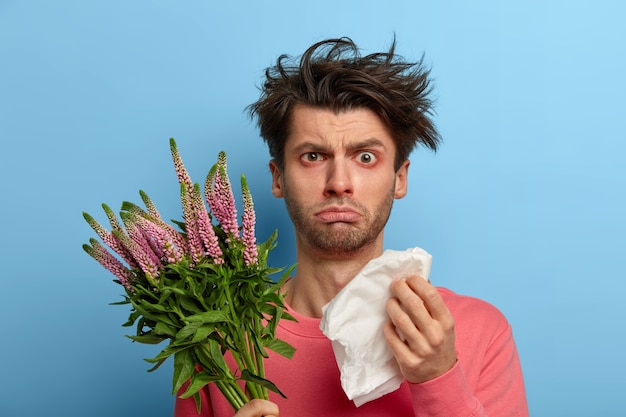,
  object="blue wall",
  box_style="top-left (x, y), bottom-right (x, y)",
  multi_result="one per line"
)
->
top-left (1, 1), bottom-right (625, 416)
